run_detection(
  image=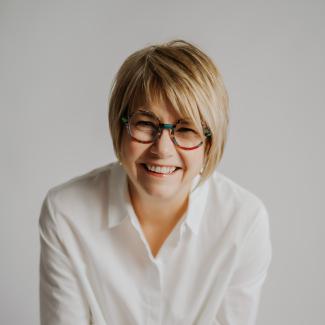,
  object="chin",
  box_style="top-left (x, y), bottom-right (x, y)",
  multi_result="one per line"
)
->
top-left (141, 180), bottom-right (191, 202)
top-left (142, 186), bottom-right (177, 201)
